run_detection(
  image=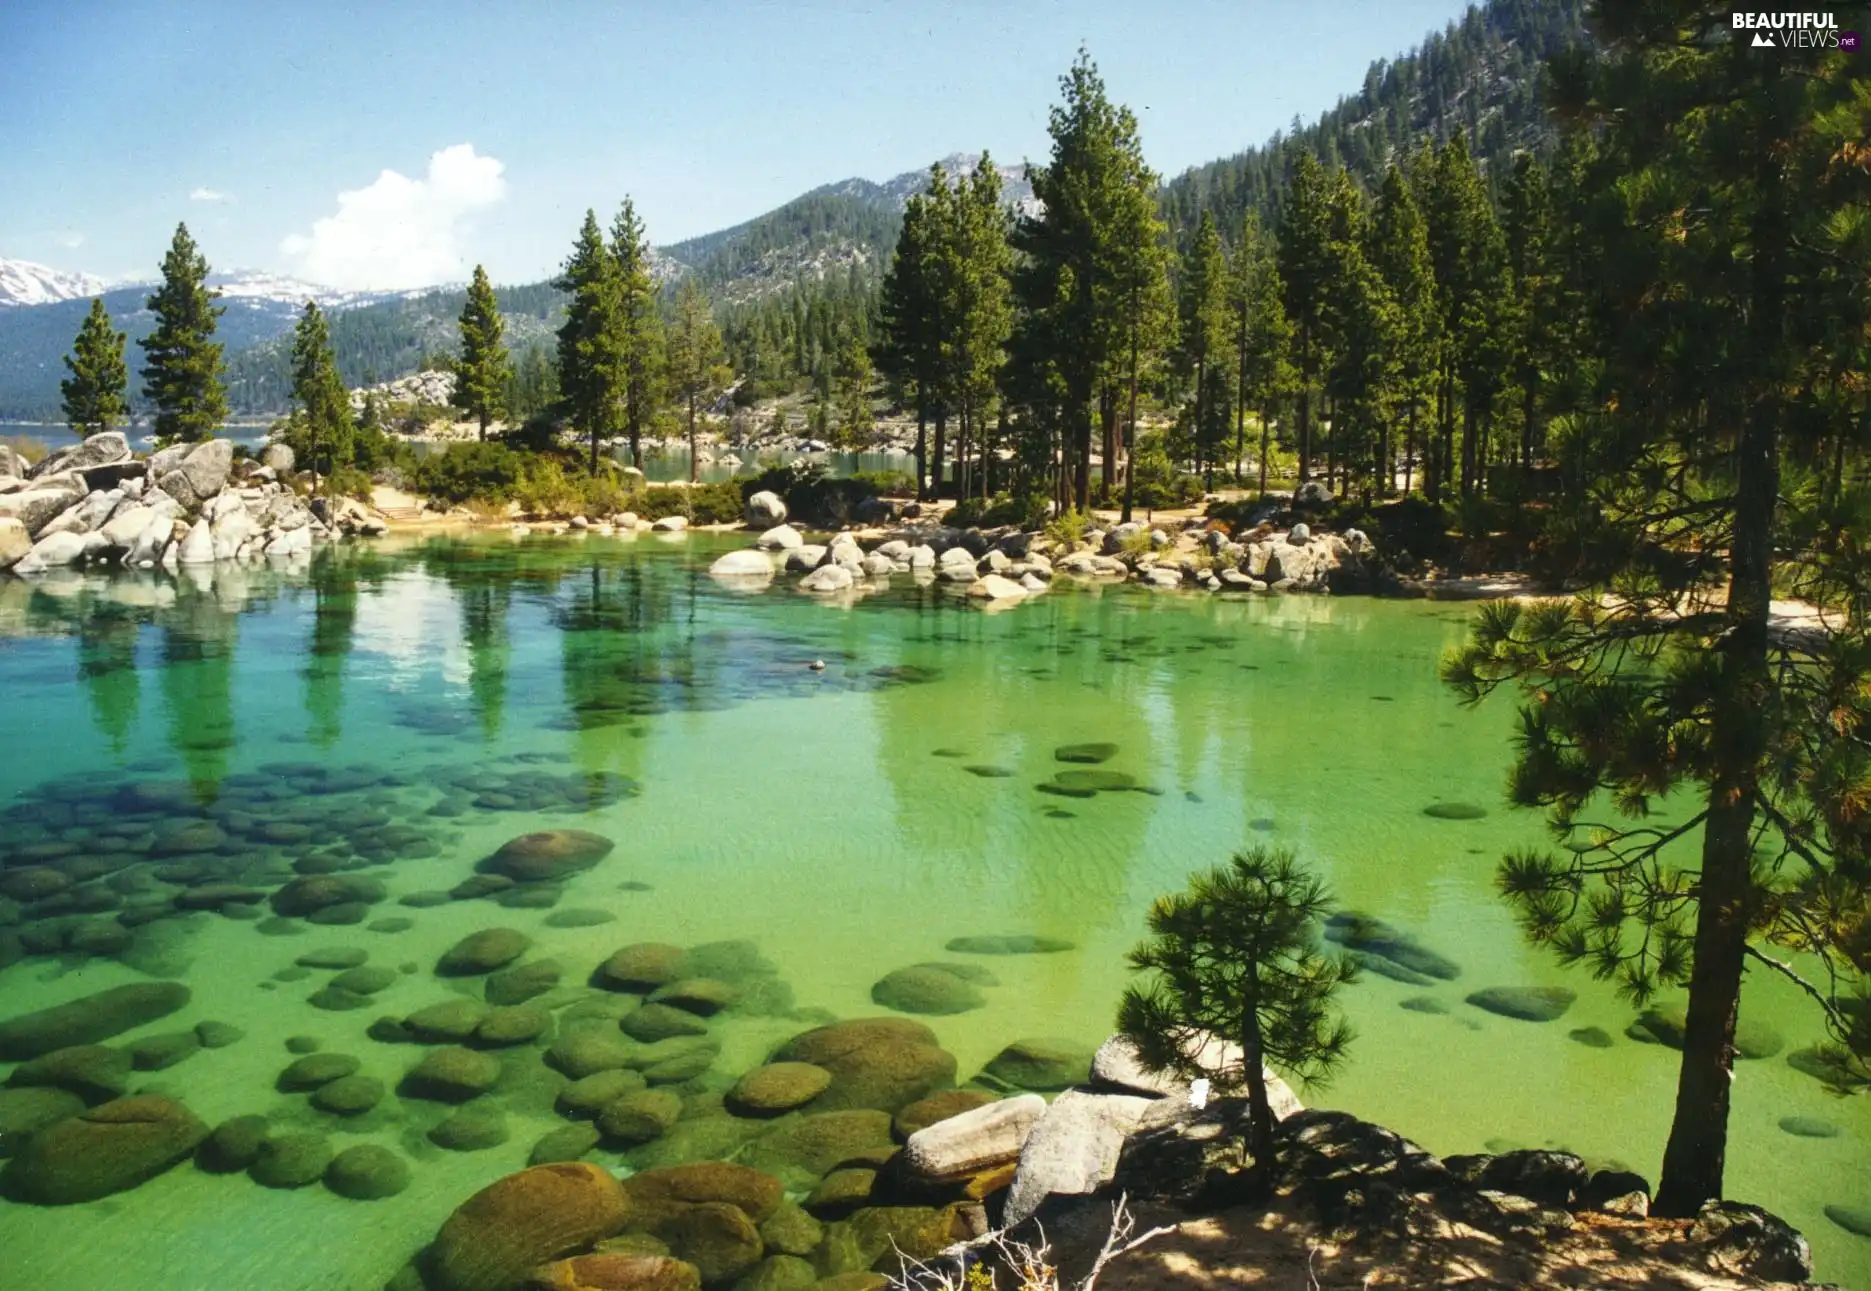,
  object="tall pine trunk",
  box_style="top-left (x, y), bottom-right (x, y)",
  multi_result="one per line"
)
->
top-left (915, 407), bottom-right (928, 501)
top-left (1258, 406), bottom-right (1272, 499)
top-left (933, 410), bottom-right (947, 500)
top-left (685, 391), bottom-right (697, 484)
top-left (1100, 387), bottom-right (1118, 495)
top-left (1405, 399), bottom-right (1418, 495)
top-left (1652, 129), bottom-right (1785, 1220)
